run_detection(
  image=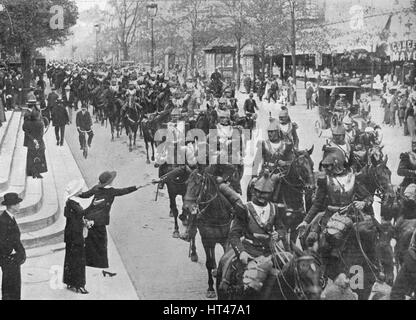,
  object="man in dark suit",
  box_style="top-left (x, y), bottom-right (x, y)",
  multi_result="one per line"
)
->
top-left (62, 85), bottom-right (76, 124)
top-left (0, 193), bottom-right (26, 300)
top-left (51, 98), bottom-right (70, 146)
top-left (46, 87), bottom-right (59, 122)
top-left (76, 104), bottom-right (94, 150)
